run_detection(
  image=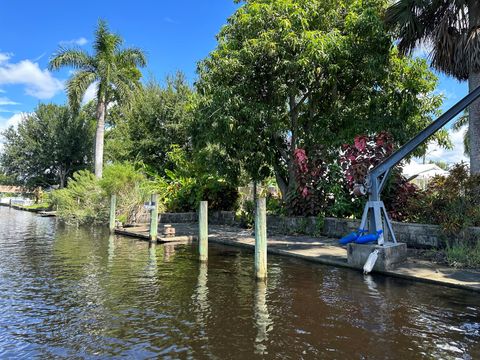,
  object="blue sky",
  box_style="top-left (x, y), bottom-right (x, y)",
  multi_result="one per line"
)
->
top-left (0, 0), bottom-right (469, 163)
